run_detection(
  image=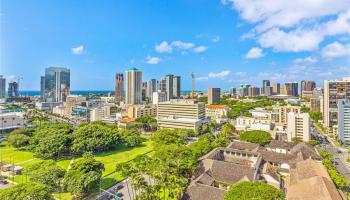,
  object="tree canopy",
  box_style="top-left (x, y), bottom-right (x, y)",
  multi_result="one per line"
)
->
top-left (239, 130), bottom-right (272, 145)
top-left (8, 128), bottom-right (30, 148)
top-left (63, 157), bottom-right (104, 196)
top-left (224, 182), bottom-right (285, 200)
top-left (71, 122), bottom-right (120, 154)
top-left (0, 182), bottom-right (54, 200)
